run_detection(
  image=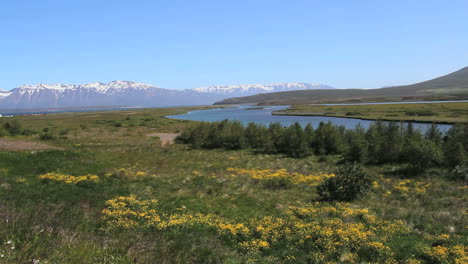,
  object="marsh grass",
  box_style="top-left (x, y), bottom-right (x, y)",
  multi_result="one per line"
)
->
top-left (279, 102), bottom-right (468, 123)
